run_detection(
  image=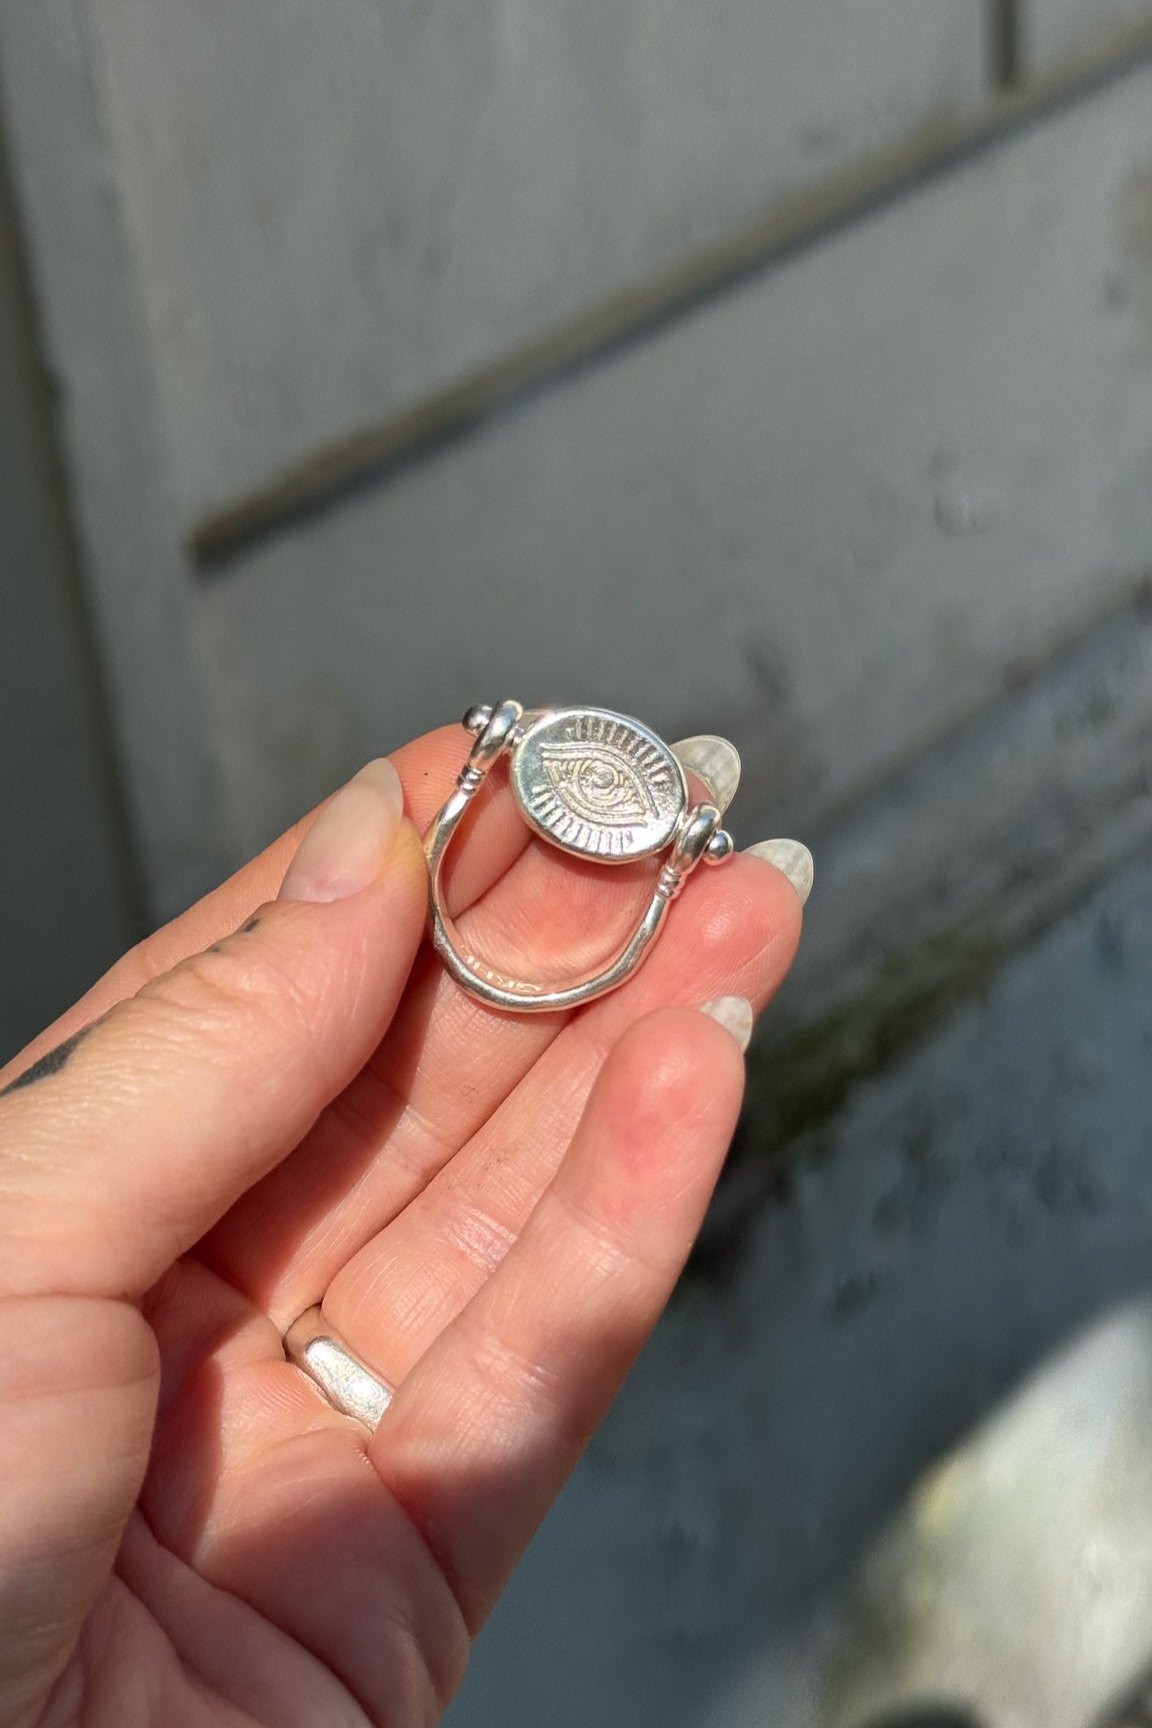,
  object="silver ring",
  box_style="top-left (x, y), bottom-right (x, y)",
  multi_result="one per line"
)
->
top-left (283, 1305), bottom-right (393, 1429)
top-left (424, 701), bottom-right (741, 1013)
